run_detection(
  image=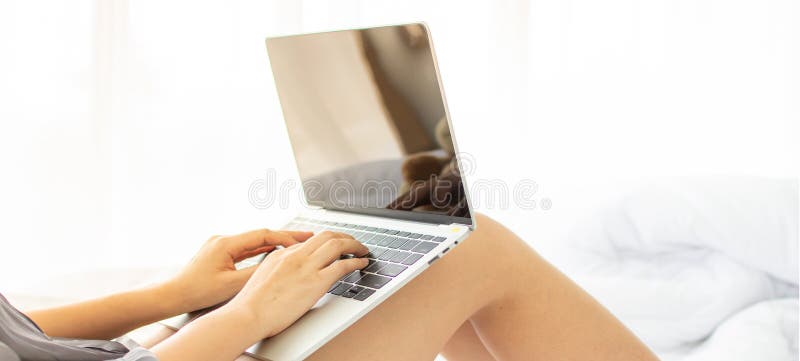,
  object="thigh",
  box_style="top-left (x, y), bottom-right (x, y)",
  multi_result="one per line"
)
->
top-left (441, 321), bottom-right (496, 361)
top-left (306, 229), bottom-right (501, 361)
